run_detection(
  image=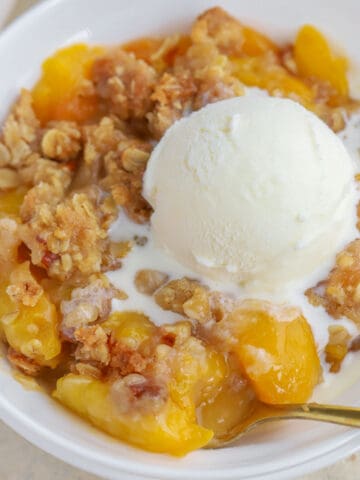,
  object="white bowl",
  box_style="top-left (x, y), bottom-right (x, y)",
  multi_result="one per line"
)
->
top-left (0, 0), bottom-right (16, 29)
top-left (0, 0), bottom-right (360, 479)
